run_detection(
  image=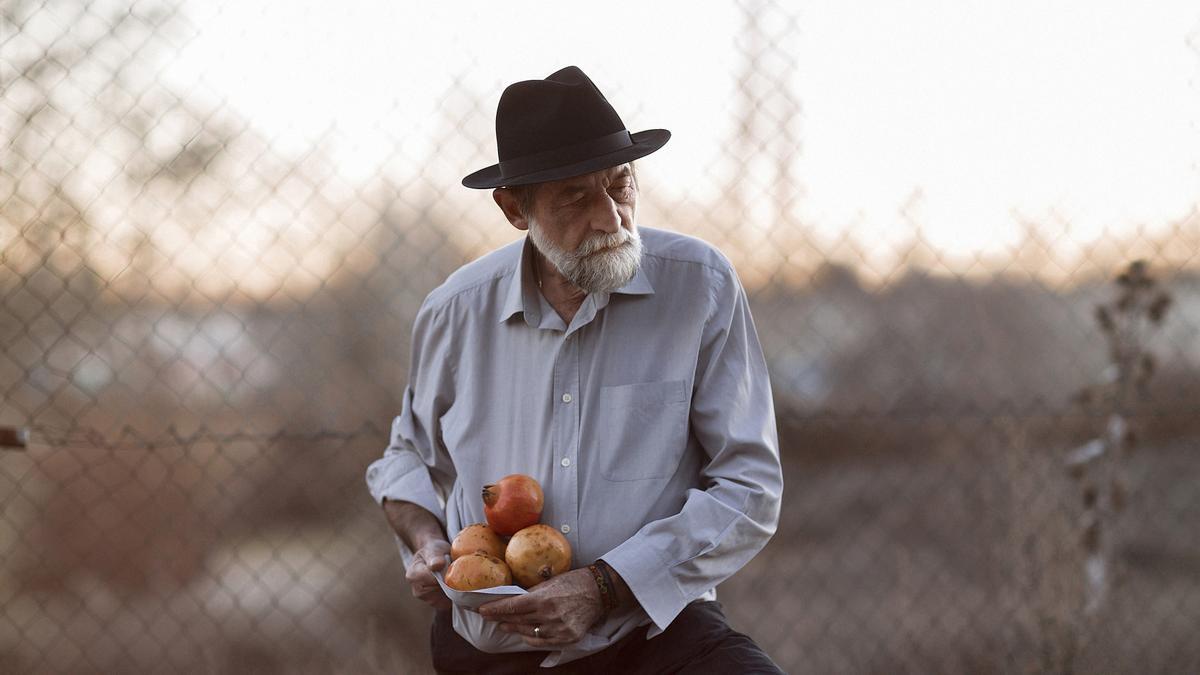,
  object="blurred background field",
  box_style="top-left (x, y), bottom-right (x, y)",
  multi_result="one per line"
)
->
top-left (2, 0), bottom-right (1199, 673)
